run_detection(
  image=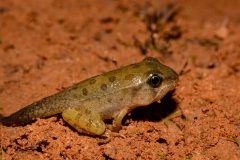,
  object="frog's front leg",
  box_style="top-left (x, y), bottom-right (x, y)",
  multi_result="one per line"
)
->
top-left (62, 107), bottom-right (106, 135)
top-left (112, 107), bottom-right (129, 132)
